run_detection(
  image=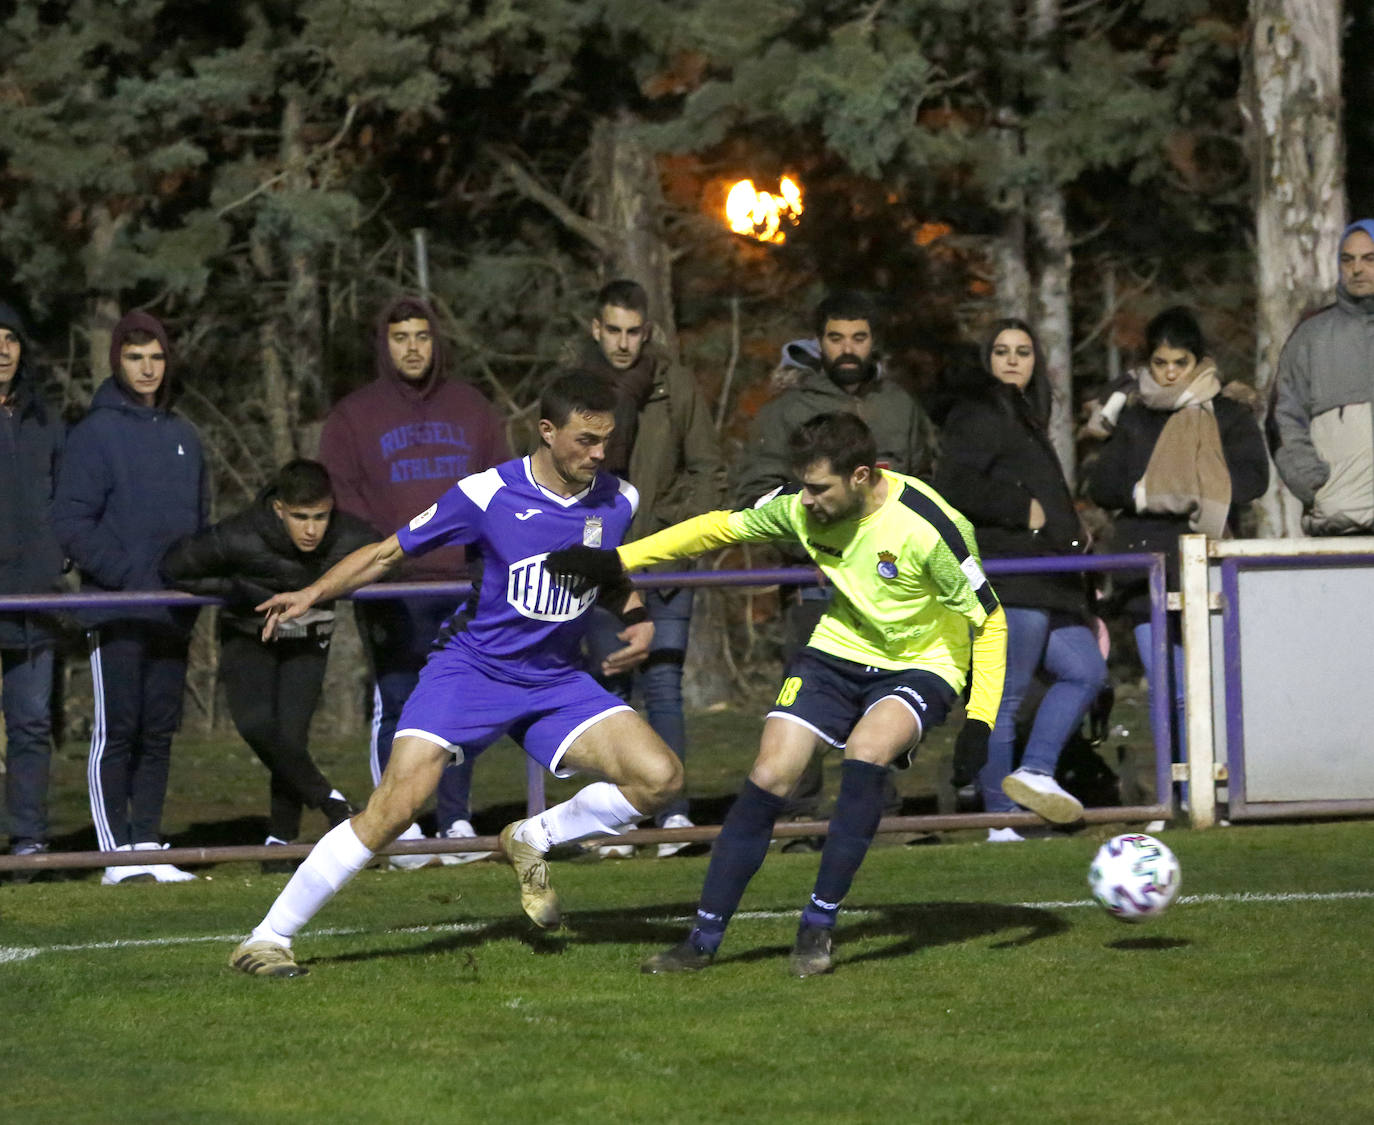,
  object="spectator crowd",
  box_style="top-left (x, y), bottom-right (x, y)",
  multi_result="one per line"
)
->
top-left (5, 217), bottom-right (1374, 876)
